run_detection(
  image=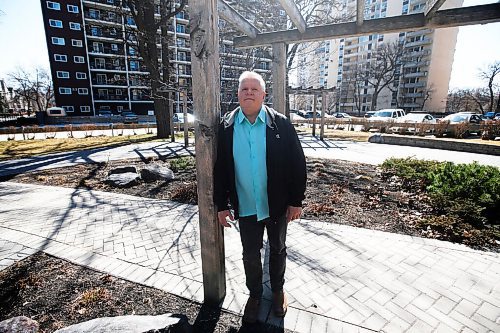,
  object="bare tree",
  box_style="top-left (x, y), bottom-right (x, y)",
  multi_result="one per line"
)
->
top-left (122, 0), bottom-right (186, 138)
top-left (8, 67), bottom-right (53, 117)
top-left (365, 42), bottom-right (404, 110)
top-left (478, 61), bottom-right (500, 113)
